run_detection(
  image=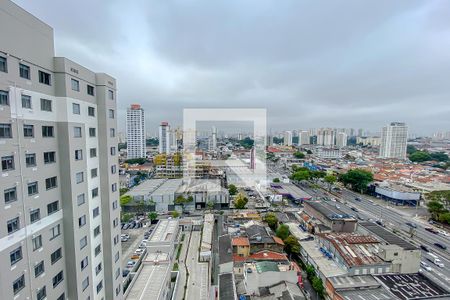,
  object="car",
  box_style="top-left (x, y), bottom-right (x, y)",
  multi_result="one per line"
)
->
top-left (123, 223), bottom-right (130, 230)
top-left (420, 245), bottom-right (429, 252)
top-left (406, 222), bottom-right (417, 228)
top-left (122, 269), bottom-right (130, 277)
top-left (135, 248), bottom-right (145, 254)
top-left (357, 215), bottom-right (365, 221)
top-left (434, 243), bottom-right (447, 250)
top-left (121, 236), bottom-right (128, 242)
top-left (420, 261), bottom-right (433, 272)
top-left (350, 207), bottom-right (358, 212)
top-left (425, 227), bottom-right (439, 234)
top-left (335, 205), bottom-right (340, 209)
top-left (438, 230), bottom-right (449, 237)
top-left (127, 261), bottom-right (136, 267)
top-left (355, 197), bottom-right (362, 202)
top-left (375, 220), bottom-right (384, 227)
